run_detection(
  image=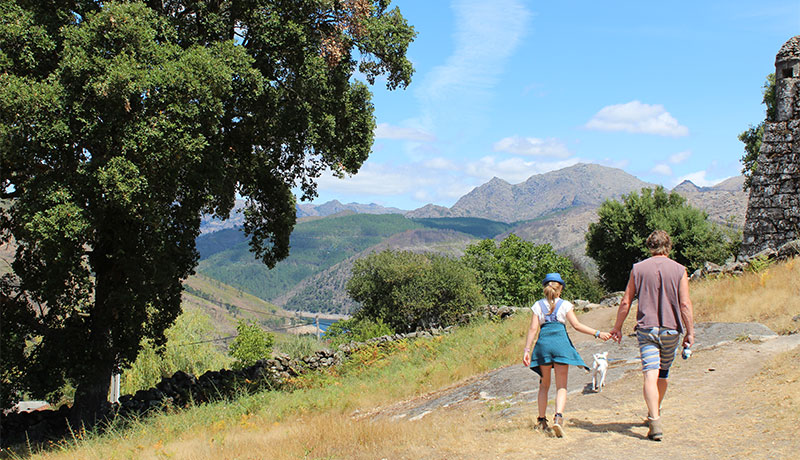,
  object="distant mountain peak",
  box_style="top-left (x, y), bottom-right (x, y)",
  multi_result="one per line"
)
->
top-left (411, 163), bottom-right (655, 223)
